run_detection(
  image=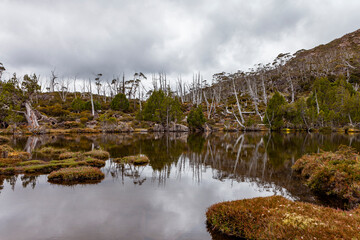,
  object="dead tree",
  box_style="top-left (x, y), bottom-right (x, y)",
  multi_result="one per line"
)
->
top-left (49, 69), bottom-right (58, 92)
